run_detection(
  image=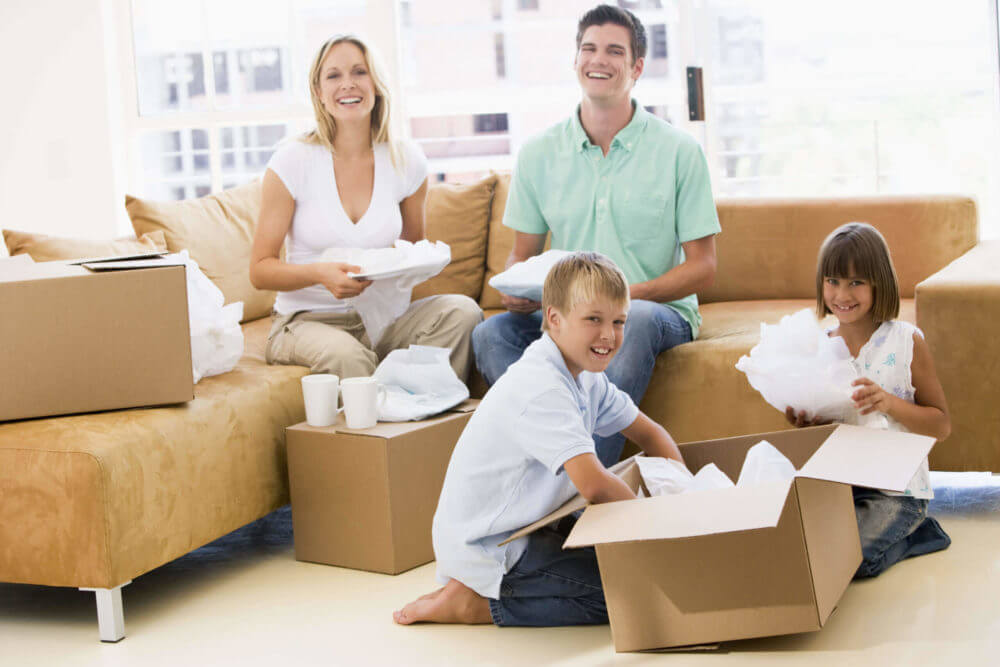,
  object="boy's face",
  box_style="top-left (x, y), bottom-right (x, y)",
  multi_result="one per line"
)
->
top-left (546, 297), bottom-right (628, 377)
